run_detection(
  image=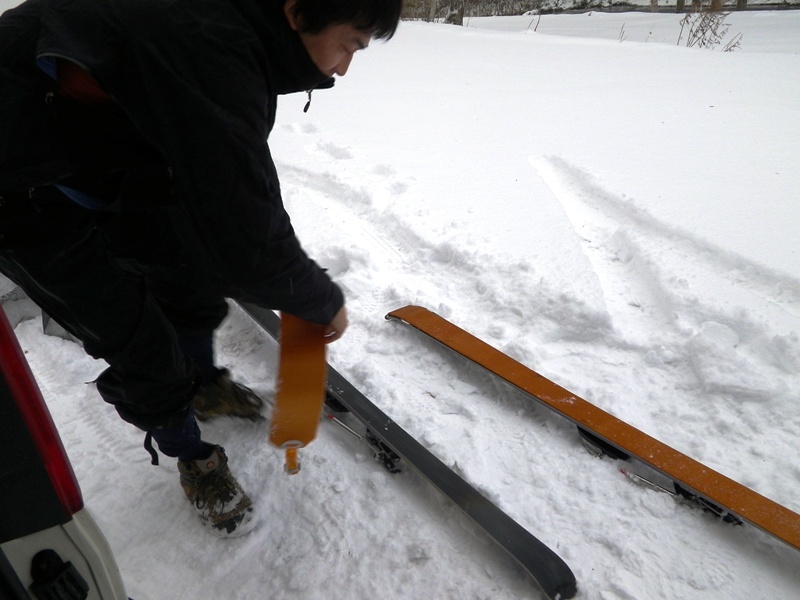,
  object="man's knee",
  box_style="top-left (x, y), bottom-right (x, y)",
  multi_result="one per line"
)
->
top-left (96, 366), bottom-right (199, 431)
